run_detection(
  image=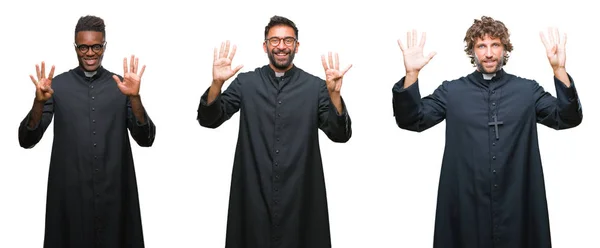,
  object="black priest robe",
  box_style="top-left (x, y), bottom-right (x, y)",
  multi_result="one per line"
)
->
top-left (392, 69), bottom-right (582, 248)
top-left (197, 65), bottom-right (352, 248)
top-left (18, 66), bottom-right (156, 248)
